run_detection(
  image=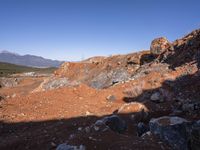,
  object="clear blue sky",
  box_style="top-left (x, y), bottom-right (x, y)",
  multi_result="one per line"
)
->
top-left (0, 0), bottom-right (199, 61)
